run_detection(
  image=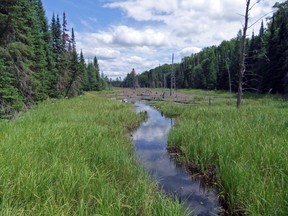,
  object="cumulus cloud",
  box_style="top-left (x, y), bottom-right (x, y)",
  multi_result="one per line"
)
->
top-left (75, 0), bottom-right (283, 78)
top-left (105, 0), bottom-right (279, 42)
top-left (84, 48), bottom-right (121, 60)
top-left (179, 47), bottom-right (202, 58)
top-left (112, 25), bottom-right (169, 47)
top-left (105, 0), bottom-right (178, 22)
